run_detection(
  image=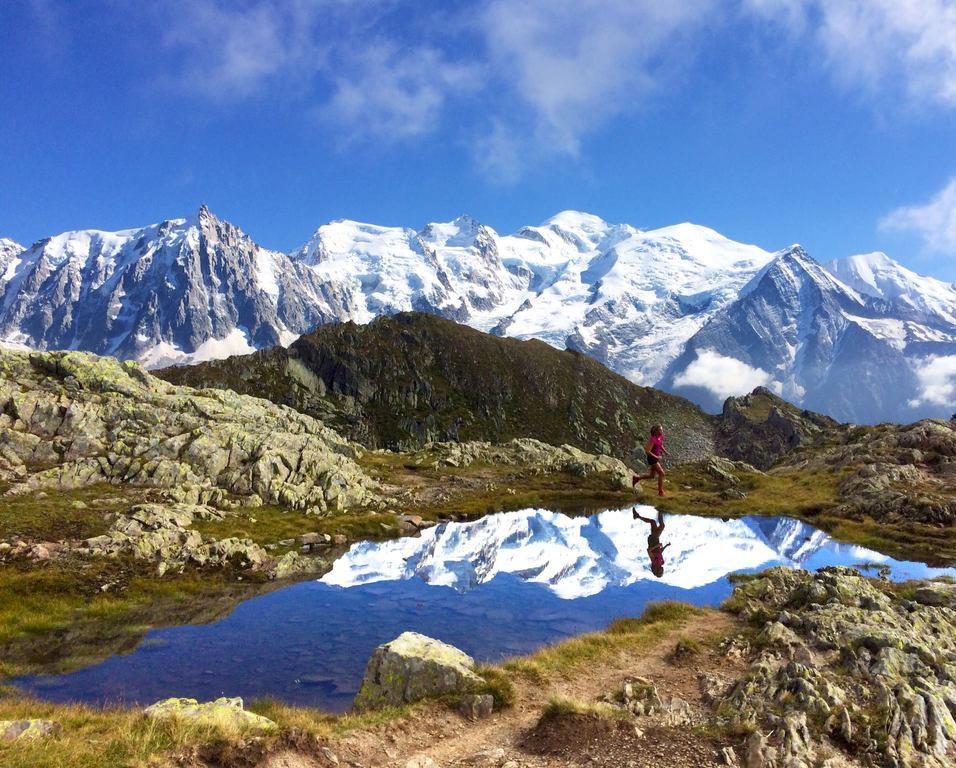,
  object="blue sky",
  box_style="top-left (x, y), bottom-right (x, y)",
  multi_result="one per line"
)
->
top-left (2, 0), bottom-right (956, 279)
